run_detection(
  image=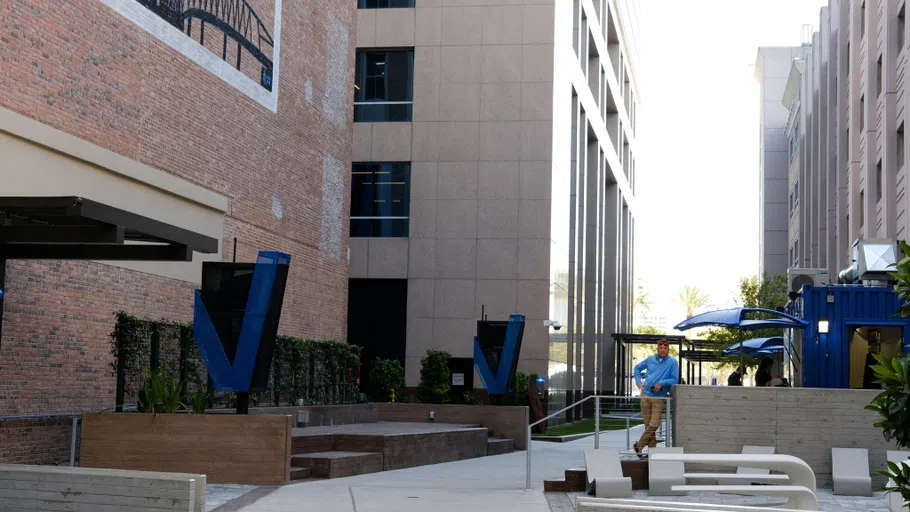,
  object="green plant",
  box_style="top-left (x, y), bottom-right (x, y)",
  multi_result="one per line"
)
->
top-left (865, 240), bottom-right (910, 506)
top-left (187, 386), bottom-right (211, 414)
top-left (892, 240), bottom-right (910, 318)
top-left (417, 350), bottom-right (451, 404)
top-left (369, 358), bottom-right (404, 402)
top-left (462, 390), bottom-right (484, 405)
top-left (138, 369), bottom-right (184, 413)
